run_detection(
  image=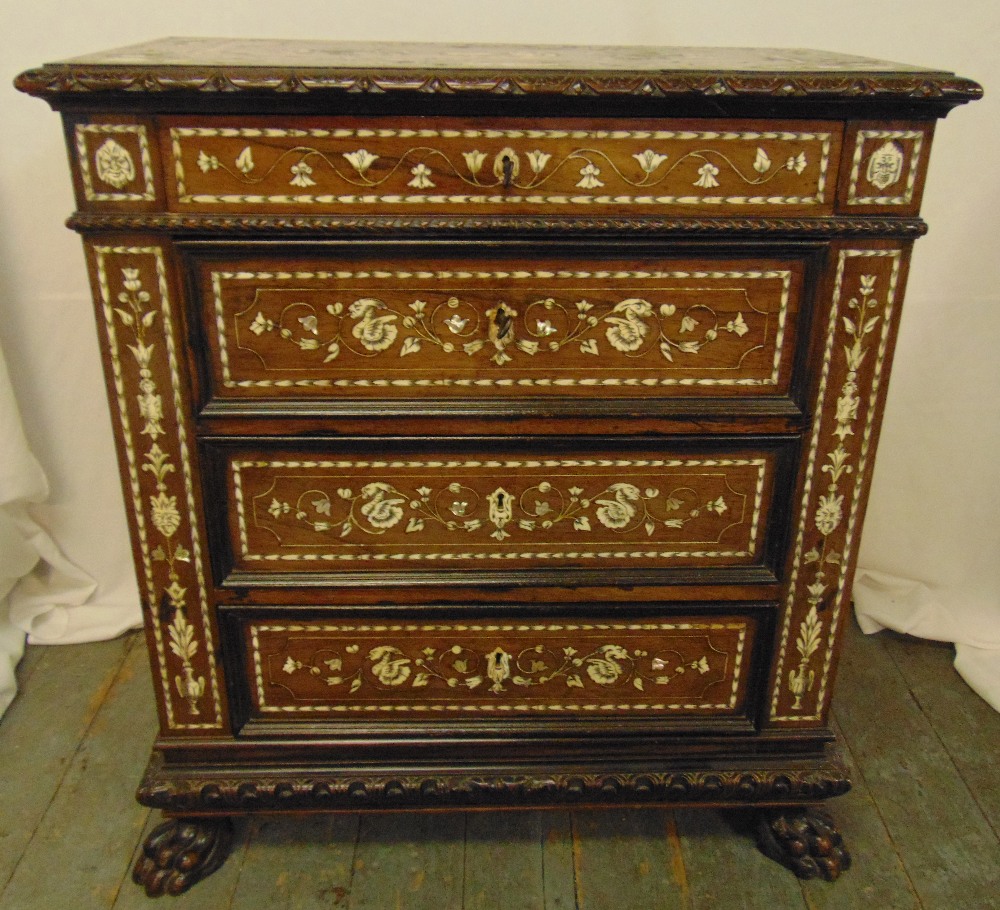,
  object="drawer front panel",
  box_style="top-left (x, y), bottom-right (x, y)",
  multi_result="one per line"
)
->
top-left (192, 249), bottom-right (807, 404)
top-left (215, 440), bottom-right (789, 576)
top-left (245, 614), bottom-right (756, 717)
top-left (166, 116), bottom-right (840, 215)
